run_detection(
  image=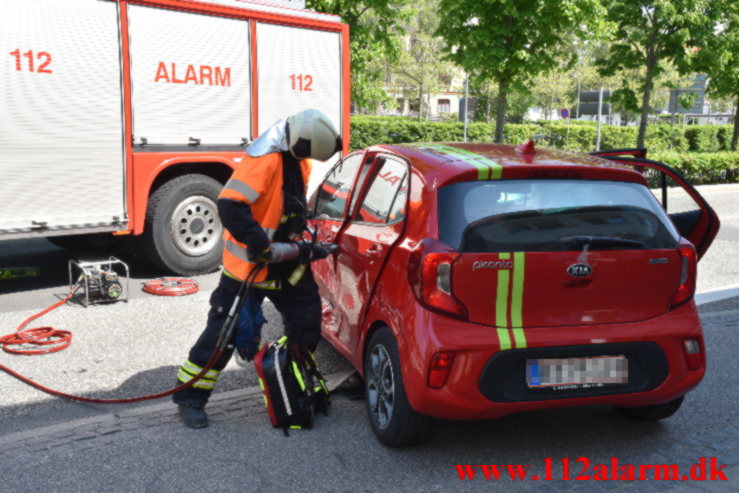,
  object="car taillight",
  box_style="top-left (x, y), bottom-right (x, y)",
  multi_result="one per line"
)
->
top-left (408, 239), bottom-right (467, 319)
top-left (683, 338), bottom-right (704, 371)
top-left (670, 244), bottom-right (697, 310)
top-left (428, 352), bottom-right (456, 388)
